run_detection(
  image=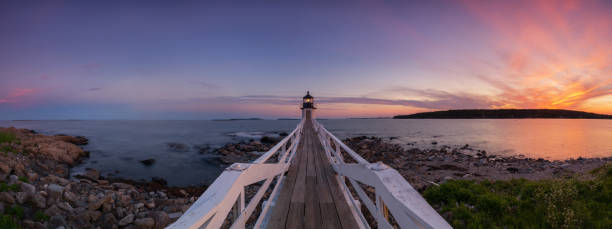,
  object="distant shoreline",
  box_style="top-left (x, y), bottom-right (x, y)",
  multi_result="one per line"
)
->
top-left (394, 109), bottom-right (612, 119)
